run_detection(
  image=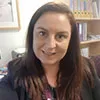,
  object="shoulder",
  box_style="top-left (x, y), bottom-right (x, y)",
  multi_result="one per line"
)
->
top-left (0, 76), bottom-right (18, 100)
top-left (0, 57), bottom-right (23, 88)
top-left (82, 57), bottom-right (99, 86)
top-left (0, 57), bottom-right (24, 100)
top-left (82, 57), bottom-right (100, 100)
top-left (7, 57), bottom-right (23, 78)
top-left (82, 57), bottom-right (96, 77)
